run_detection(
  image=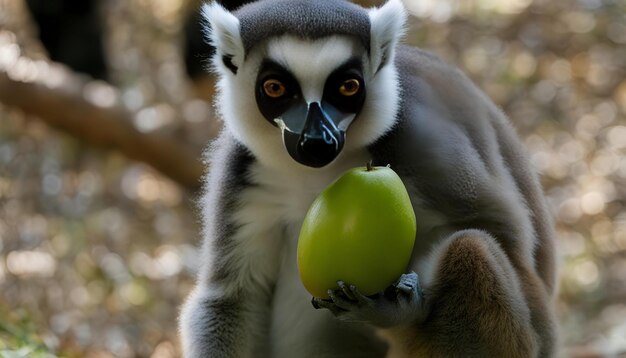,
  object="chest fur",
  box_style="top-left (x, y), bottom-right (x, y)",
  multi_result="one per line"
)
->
top-left (231, 152), bottom-right (451, 280)
top-left (240, 152), bottom-right (371, 231)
